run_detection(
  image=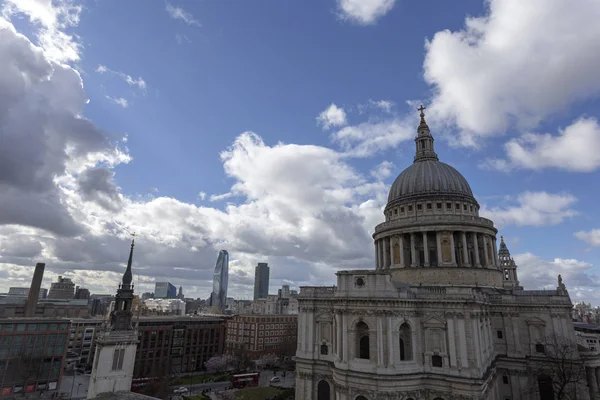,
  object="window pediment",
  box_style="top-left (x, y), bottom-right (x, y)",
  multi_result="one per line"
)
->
top-left (422, 316), bottom-right (446, 329)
